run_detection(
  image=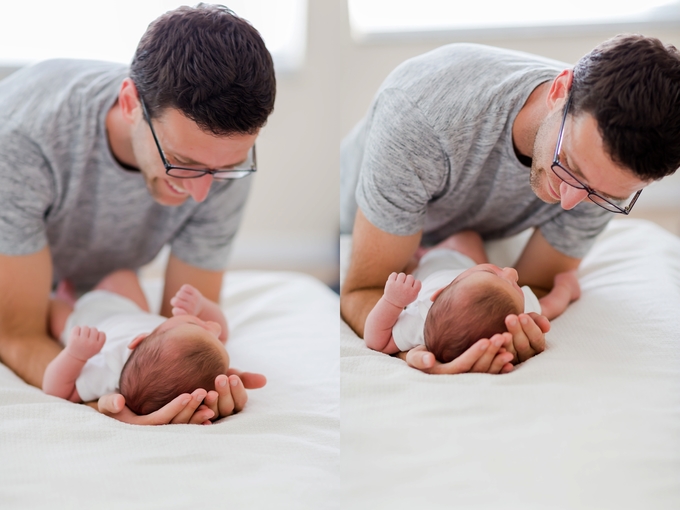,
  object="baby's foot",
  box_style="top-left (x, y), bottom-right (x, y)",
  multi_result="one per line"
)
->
top-left (55, 279), bottom-right (77, 306)
top-left (170, 284), bottom-right (205, 317)
top-left (66, 326), bottom-right (106, 361)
